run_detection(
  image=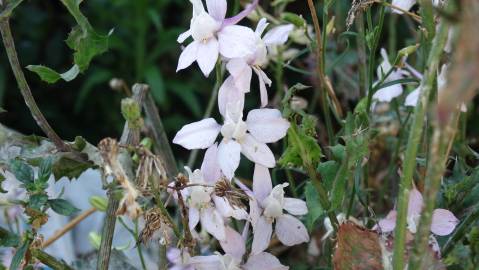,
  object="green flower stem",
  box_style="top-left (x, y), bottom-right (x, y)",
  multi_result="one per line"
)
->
top-left (31, 249), bottom-right (73, 270)
top-left (0, 18), bottom-right (70, 152)
top-left (391, 21), bottom-right (449, 270)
